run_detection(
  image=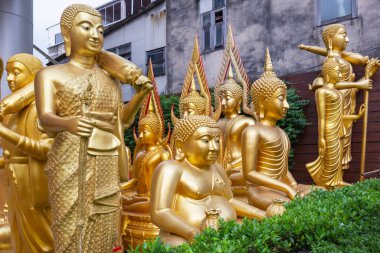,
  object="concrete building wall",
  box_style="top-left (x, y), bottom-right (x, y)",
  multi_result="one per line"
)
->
top-left (166, 0), bottom-right (380, 93)
top-left (104, 2), bottom-right (166, 101)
